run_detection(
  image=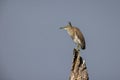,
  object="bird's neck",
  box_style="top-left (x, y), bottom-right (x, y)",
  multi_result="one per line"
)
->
top-left (66, 28), bottom-right (74, 37)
